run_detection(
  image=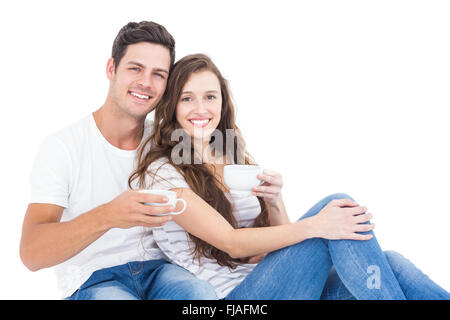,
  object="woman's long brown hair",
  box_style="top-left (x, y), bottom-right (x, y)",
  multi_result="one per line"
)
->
top-left (129, 54), bottom-right (270, 269)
